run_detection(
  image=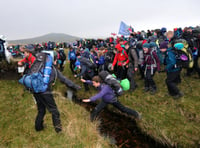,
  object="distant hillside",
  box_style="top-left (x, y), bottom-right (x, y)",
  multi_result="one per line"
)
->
top-left (8, 33), bottom-right (80, 44)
